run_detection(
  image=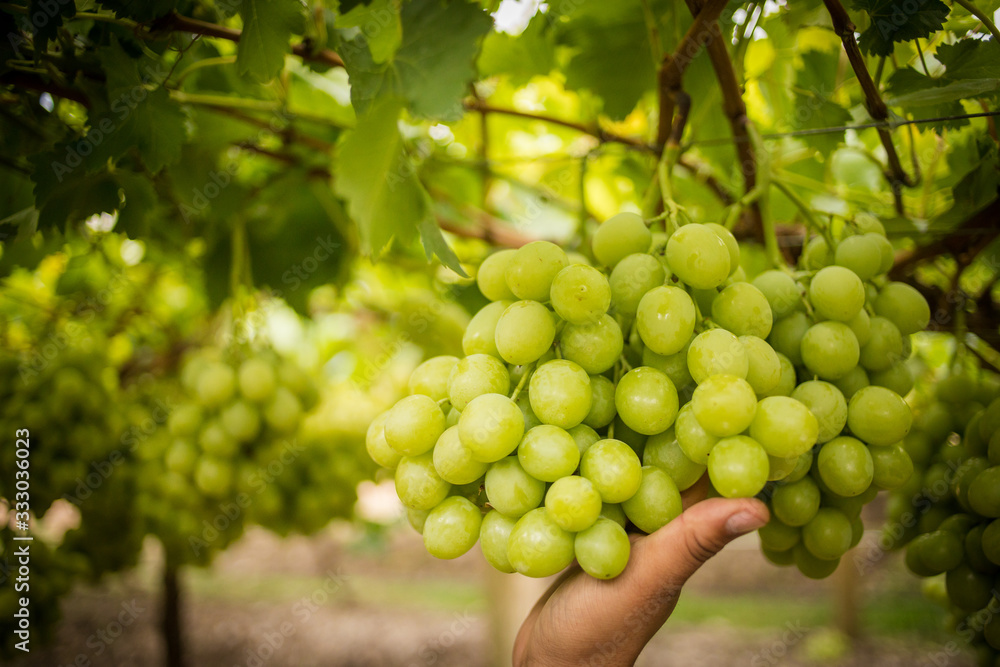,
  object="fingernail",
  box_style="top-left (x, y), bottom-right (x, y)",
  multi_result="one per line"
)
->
top-left (725, 510), bottom-right (767, 536)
